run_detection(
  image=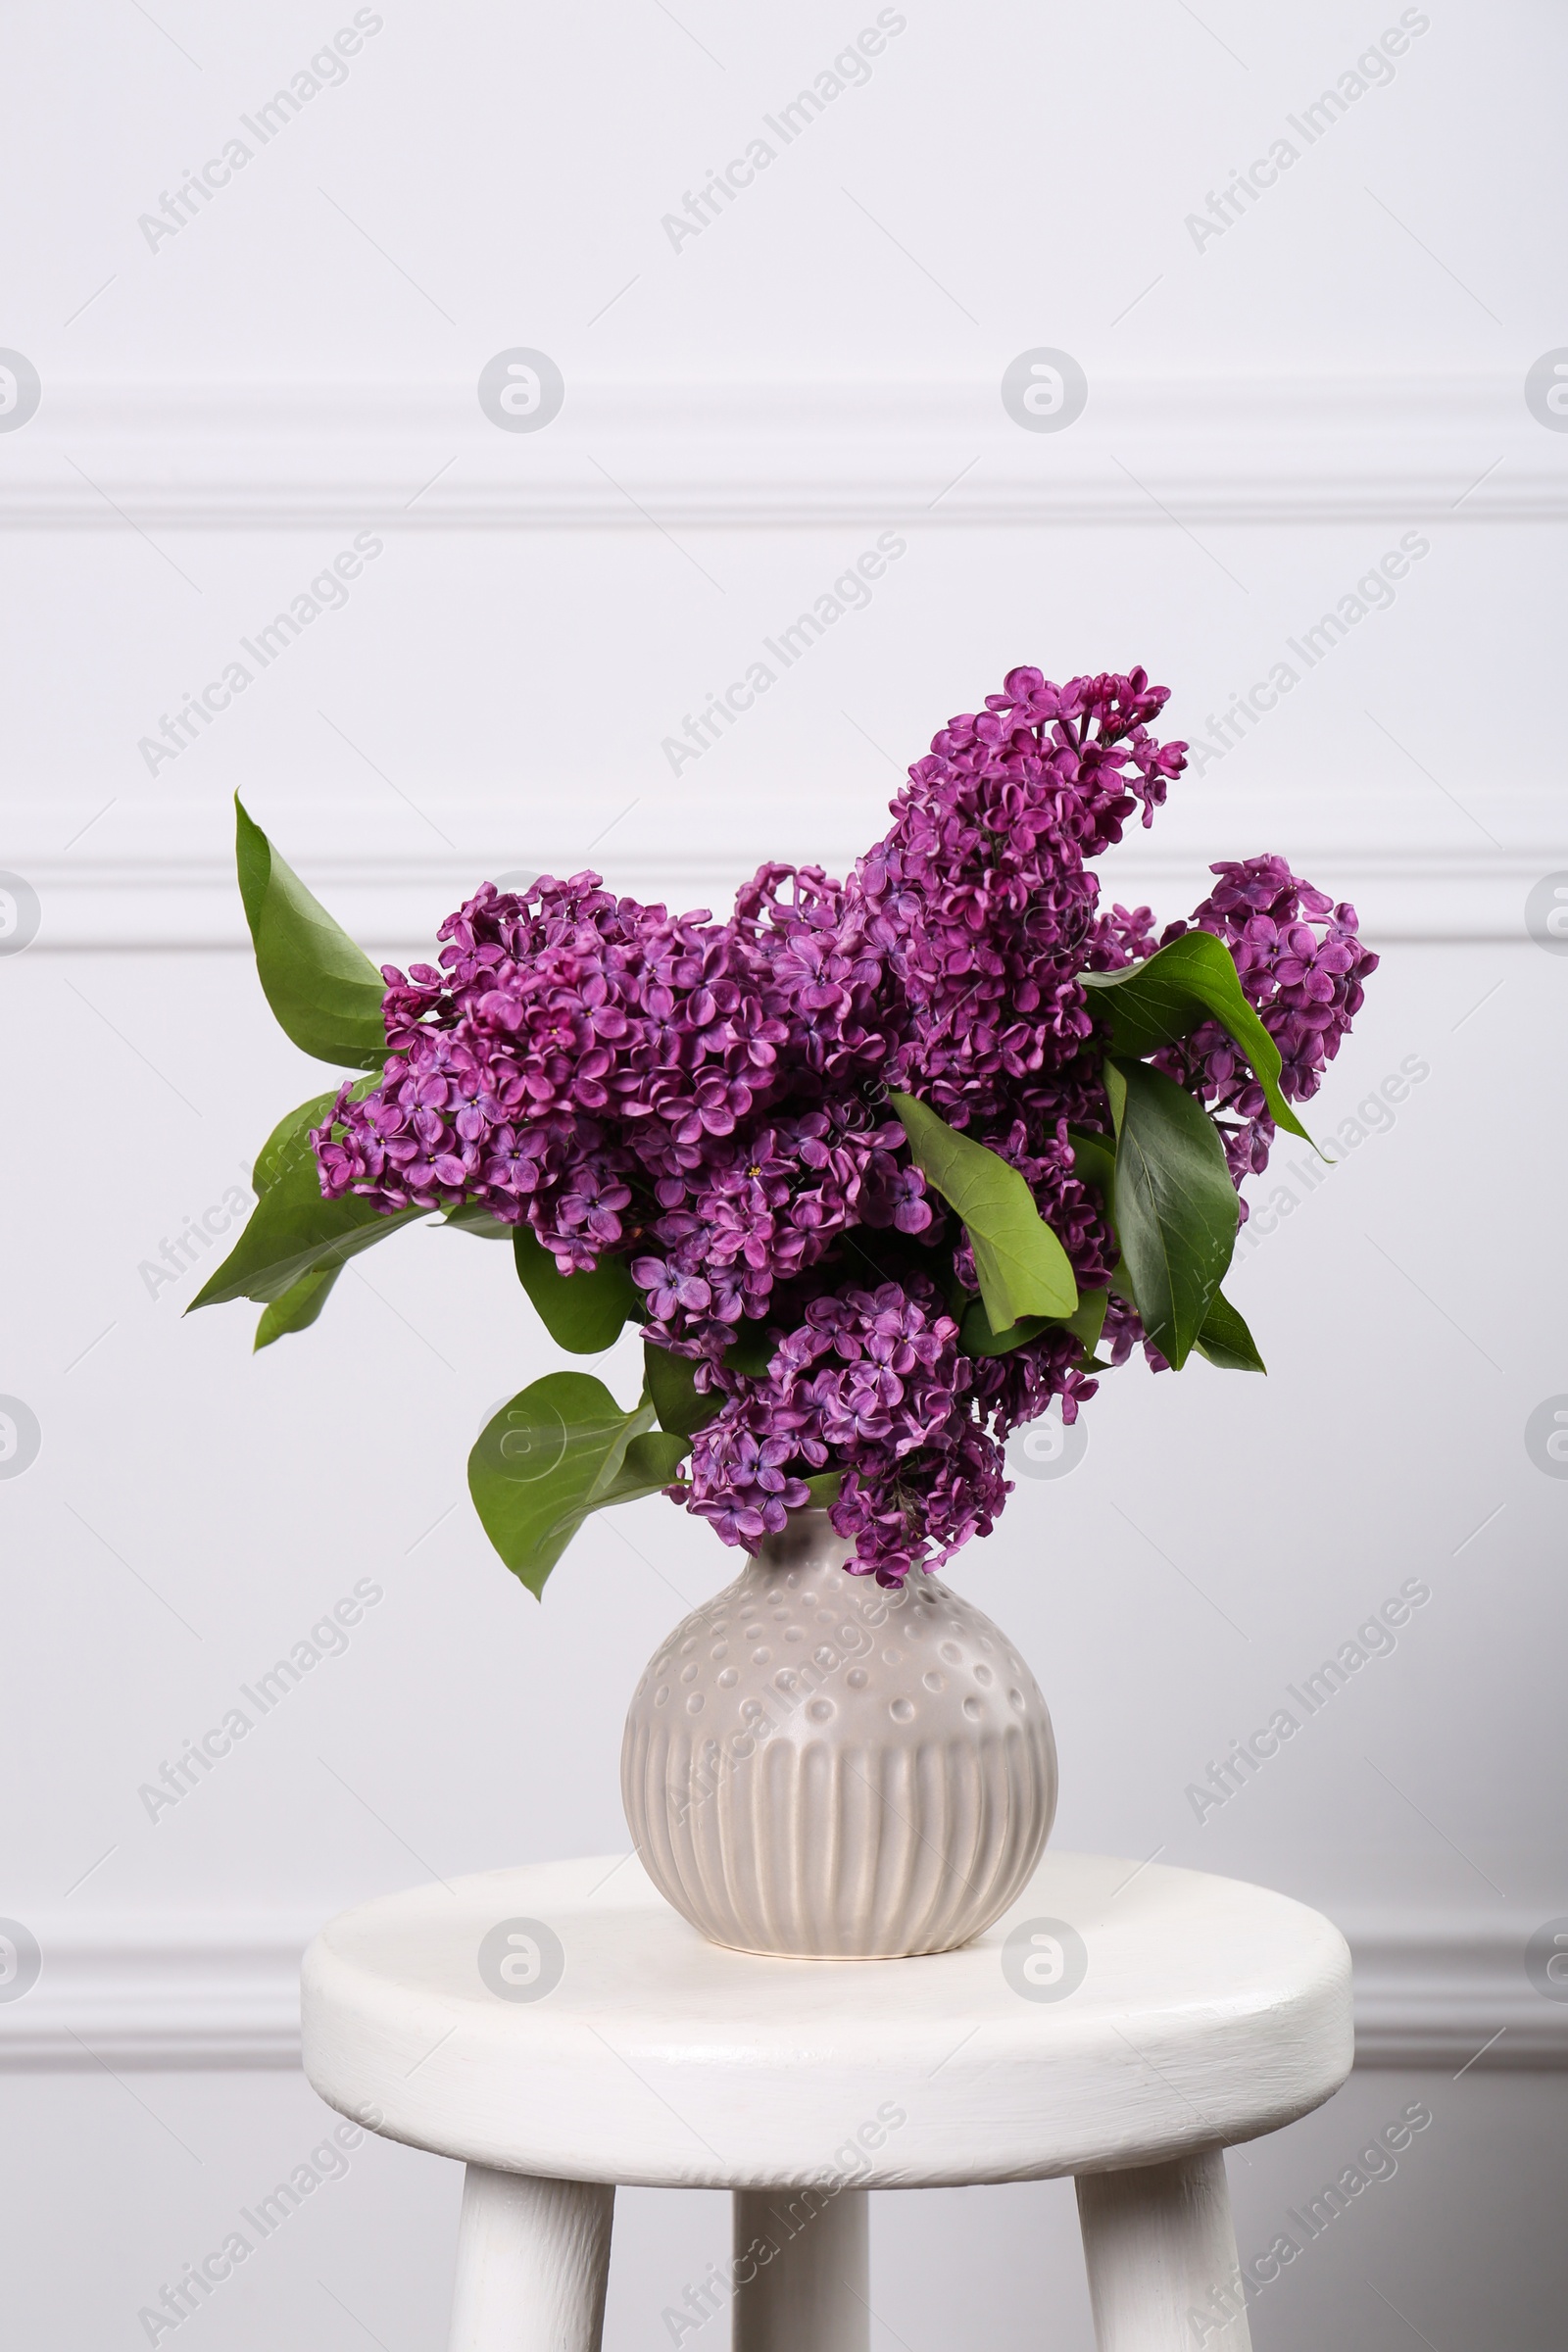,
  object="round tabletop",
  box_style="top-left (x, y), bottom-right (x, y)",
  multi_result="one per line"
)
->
top-left (301, 1850), bottom-right (1352, 2190)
